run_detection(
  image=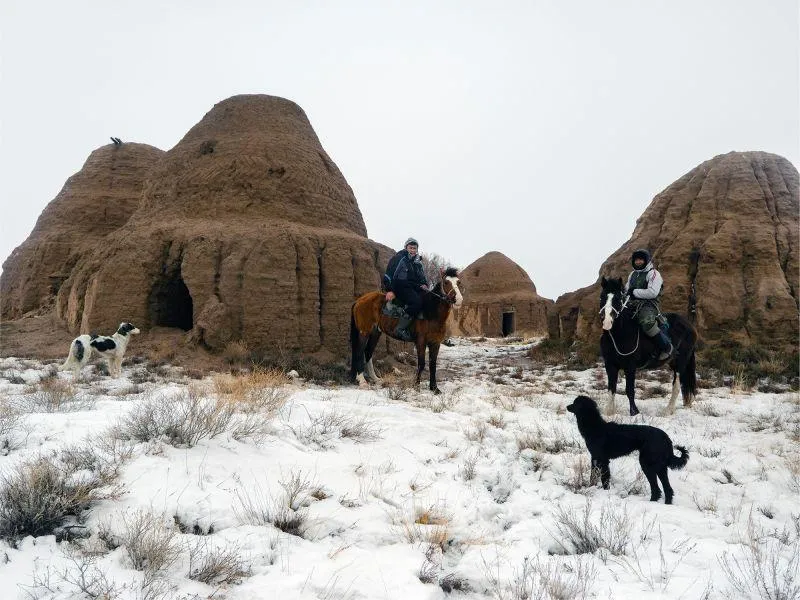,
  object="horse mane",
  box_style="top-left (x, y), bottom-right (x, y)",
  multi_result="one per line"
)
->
top-left (443, 267), bottom-right (459, 278)
top-left (422, 282), bottom-right (443, 320)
